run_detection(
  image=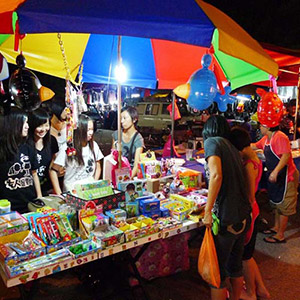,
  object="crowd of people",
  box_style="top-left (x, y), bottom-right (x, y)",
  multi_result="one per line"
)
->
top-left (202, 112), bottom-right (298, 300)
top-left (0, 102), bottom-right (144, 213)
top-left (0, 97), bottom-right (299, 300)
